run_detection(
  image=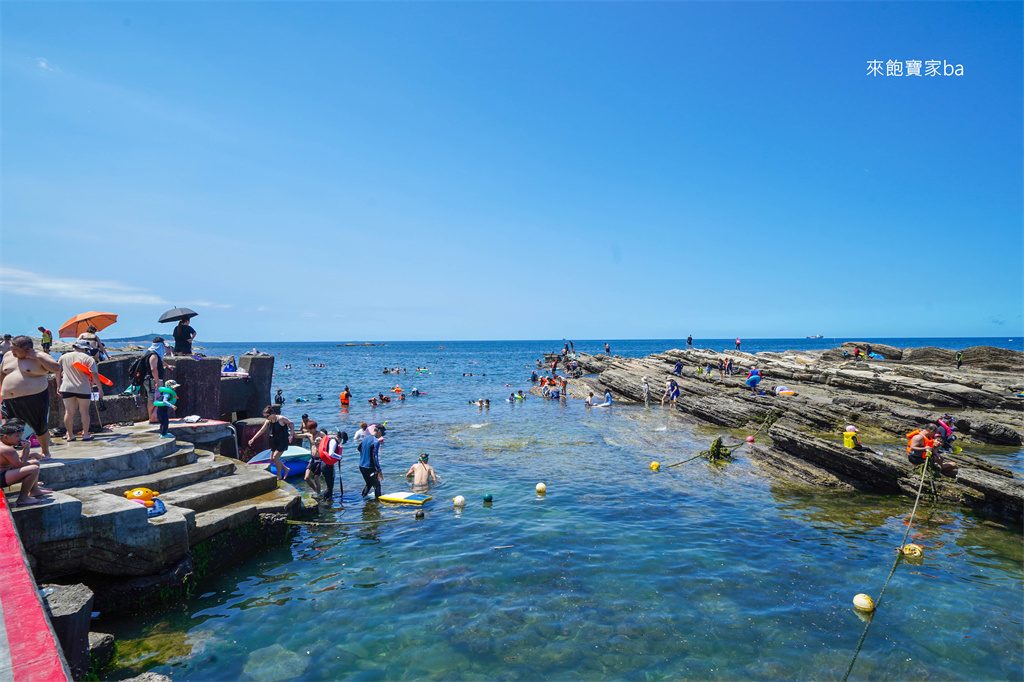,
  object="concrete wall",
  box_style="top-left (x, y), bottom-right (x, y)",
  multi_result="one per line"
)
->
top-left (43, 352), bottom-right (274, 434)
top-left (238, 354), bottom-right (274, 419)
